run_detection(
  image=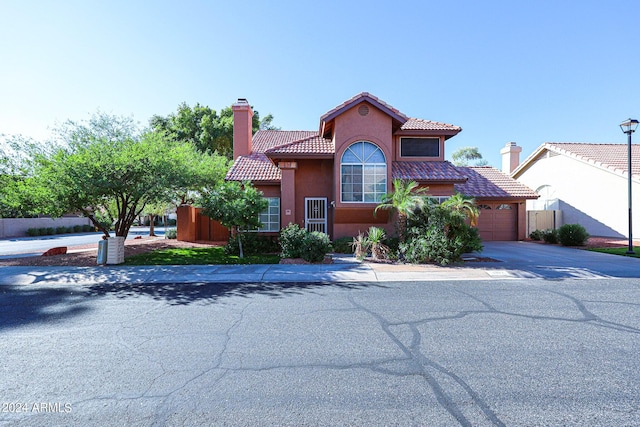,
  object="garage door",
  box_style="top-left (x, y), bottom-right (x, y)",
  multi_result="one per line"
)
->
top-left (476, 202), bottom-right (517, 241)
